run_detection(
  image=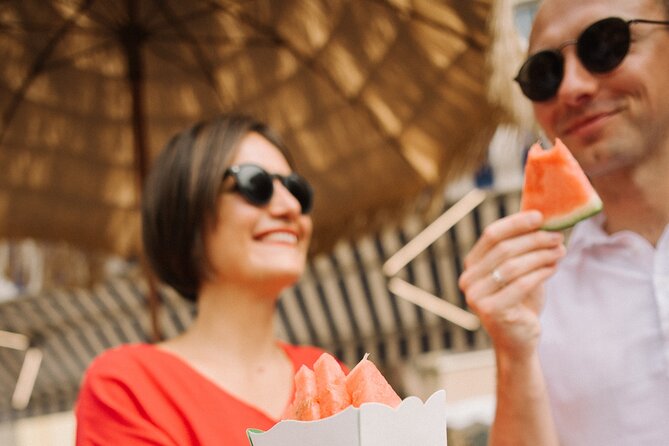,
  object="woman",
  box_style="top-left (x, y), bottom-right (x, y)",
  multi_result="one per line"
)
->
top-left (75, 115), bottom-right (342, 445)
